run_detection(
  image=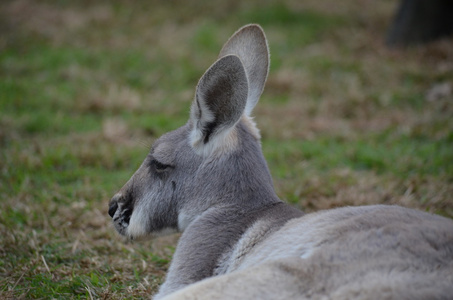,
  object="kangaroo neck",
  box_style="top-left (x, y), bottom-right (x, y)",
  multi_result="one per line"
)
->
top-left (158, 201), bottom-right (303, 297)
